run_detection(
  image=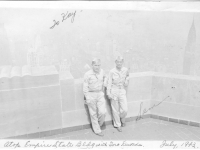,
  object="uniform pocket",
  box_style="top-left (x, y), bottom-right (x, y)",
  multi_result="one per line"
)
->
top-left (88, 76), bottom-right (98, 84)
